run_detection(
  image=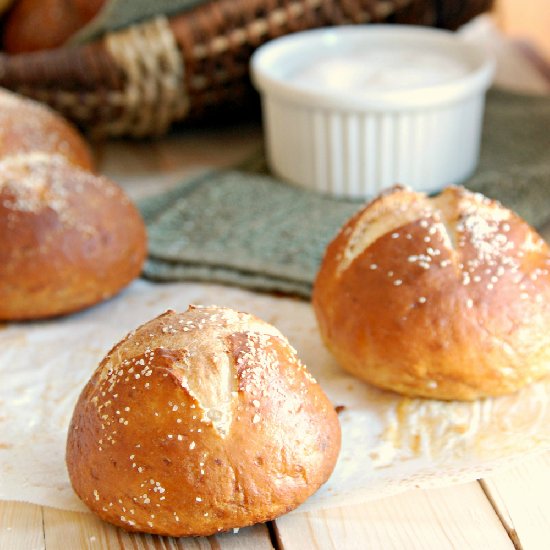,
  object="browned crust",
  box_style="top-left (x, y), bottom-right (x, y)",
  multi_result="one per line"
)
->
top-left (66, 307), bottom-right (341, 536)
top-left (0, 88), bottom-right (95, 171)
top-left (2, 0), bottom-right (105, 54)
top-left (0, 154), bottom-right (147, 320)
top-left (313, 186), bottom-right (550, 400)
